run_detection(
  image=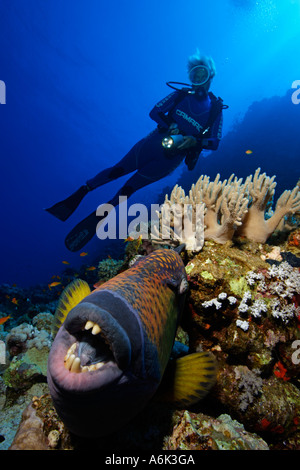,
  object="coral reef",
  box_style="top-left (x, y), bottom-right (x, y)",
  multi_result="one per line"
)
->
top-left (6, 321), bottom-right (52, 357)
top-left (0, 311), bottom-right (53, 449)
top-left (183, 240), bottom-right (300, 449)
top-left (9, 402), bottom-right (48, 450)
top-left (157, 168), bottom-right (300, 248)
top-left (97, 257), bottom-right (124, 282)
top-left (1, 228), bottom-right (300, 450)
top-left (237, 169), bottom-right (300, 243)
top-left (164, 411), bottom-right (269, 450)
